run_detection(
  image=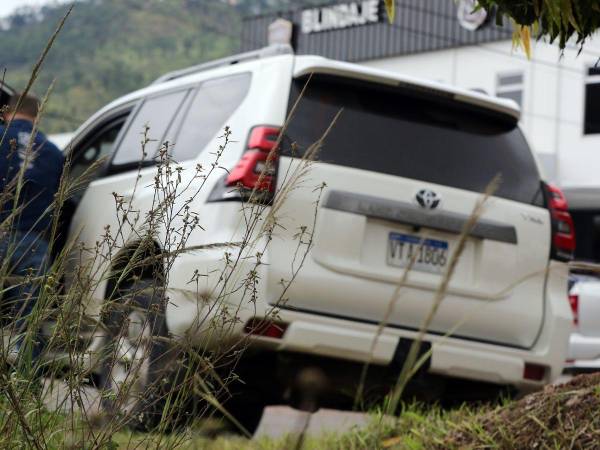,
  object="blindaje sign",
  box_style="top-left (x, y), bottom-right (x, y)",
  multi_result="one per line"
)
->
top-left (301, 0), bottom-right (381, 34)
